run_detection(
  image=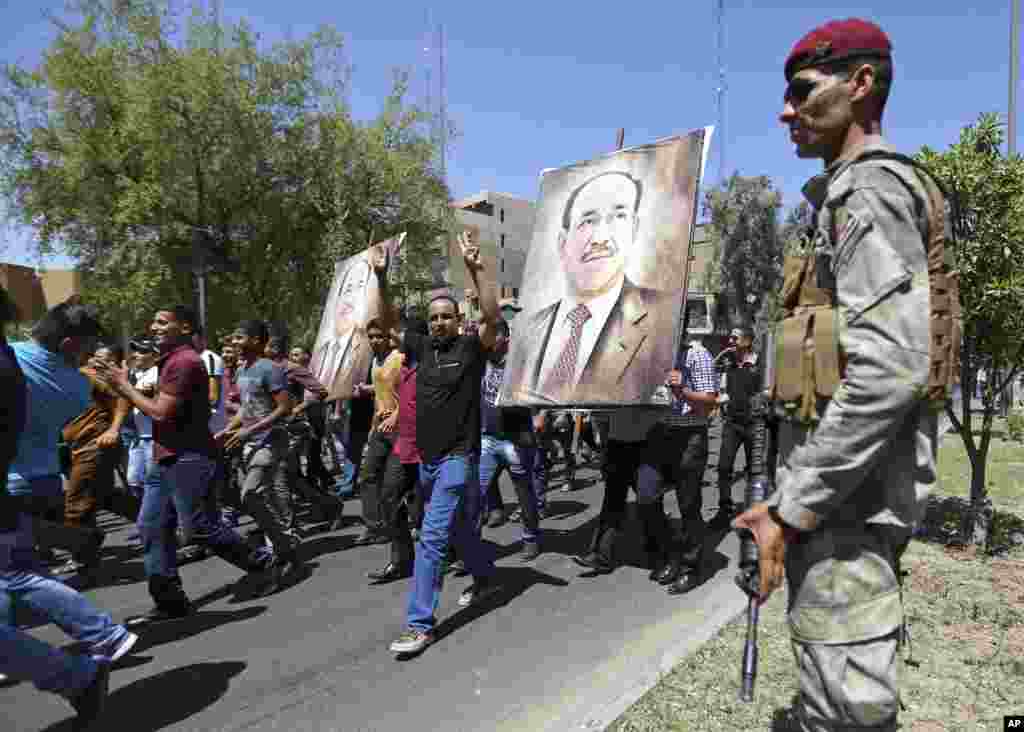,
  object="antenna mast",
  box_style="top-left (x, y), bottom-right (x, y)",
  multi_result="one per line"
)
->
top-left (715, 0), bottom-right (727, 182)
top-left (439, 23), bottom-right (448, 184)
